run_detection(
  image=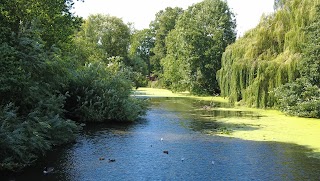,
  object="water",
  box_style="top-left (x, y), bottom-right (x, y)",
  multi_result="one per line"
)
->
top-left (1, 97), bottom-right (320, 180)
